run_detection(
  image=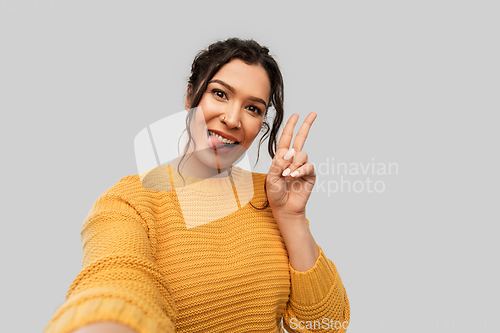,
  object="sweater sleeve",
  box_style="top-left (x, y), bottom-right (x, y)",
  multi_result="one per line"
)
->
top-left (44, 177), bottom-right (177, 333)
top-left (282, 220), bottom-right (350, 333)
